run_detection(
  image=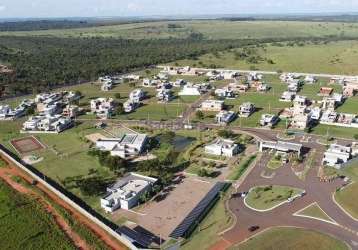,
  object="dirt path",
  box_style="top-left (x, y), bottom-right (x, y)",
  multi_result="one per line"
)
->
top-left (0, 167), bottom-right (91, 250)
top-left (0, 155), bottom-right (128, 250)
